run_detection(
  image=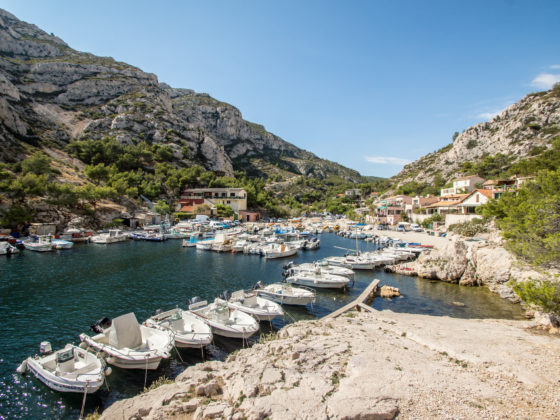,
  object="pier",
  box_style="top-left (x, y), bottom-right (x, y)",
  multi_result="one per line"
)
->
top-left (322, 278), bottom-right (380, 319)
